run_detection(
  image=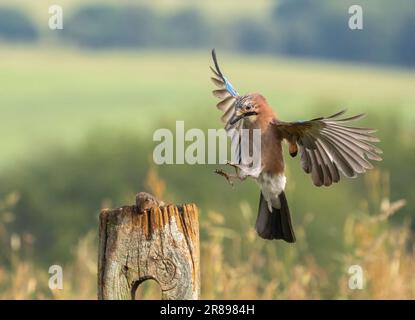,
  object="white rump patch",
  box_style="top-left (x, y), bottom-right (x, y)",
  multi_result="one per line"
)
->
top-left (256, 173), bottom-right (286, 211)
